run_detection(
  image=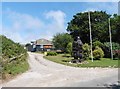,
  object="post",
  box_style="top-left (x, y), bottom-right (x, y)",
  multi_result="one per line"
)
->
top-left (88, 11), bottom-right (93, 62)
top-left (109, 18), bottom-right (113, 60)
